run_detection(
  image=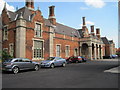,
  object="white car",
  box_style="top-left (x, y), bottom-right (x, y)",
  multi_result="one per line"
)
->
top-left (40, 57), bottom-right (66, 68)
